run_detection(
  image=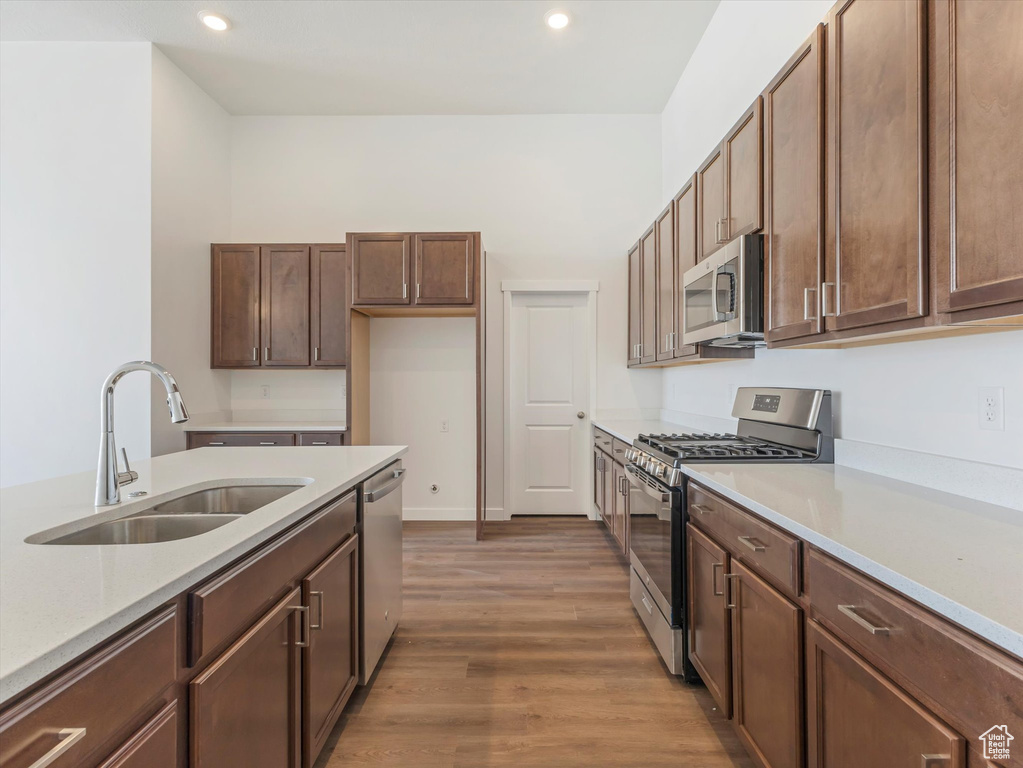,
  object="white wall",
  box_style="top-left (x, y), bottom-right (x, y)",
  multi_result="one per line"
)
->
top-left (230, 115), bottom-right (663, 512)
top-left (659, 0), bottom-right (1023, 470)
top-left (230, 370), bottom-right (345, 414)
top-left (150, 48), bottom-right (232, 456)
top-left (0, 43), bottom-right (153, 487)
